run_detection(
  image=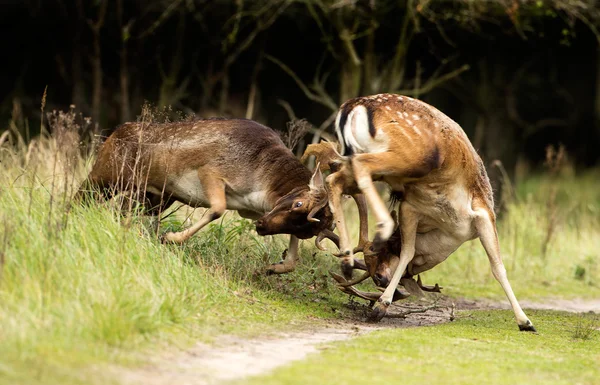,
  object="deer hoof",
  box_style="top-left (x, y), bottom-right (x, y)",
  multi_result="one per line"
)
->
top-left (371, 235), bottom-right (385, 254)
top-left (160, 232), bottom-right (177, 244)
top-left (266, 262), bottom-right (293, 275)
top-left (368, 302), bottom-right (388, 322)
top-left (518, 321), bottom-right (537, 333)
top-left (341, 261), bottom-right (354, 280)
